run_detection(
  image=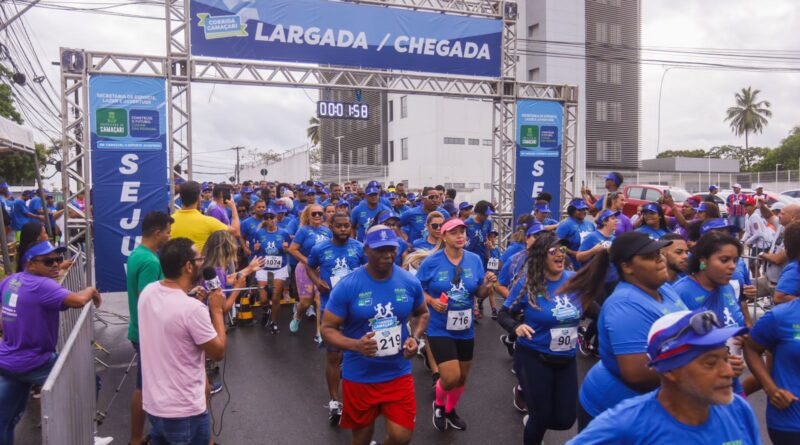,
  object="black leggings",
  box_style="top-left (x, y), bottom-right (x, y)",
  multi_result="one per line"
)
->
top-left (513, 346), bottom-right (577, 445)
top-left (769, 428), bottom-right (800, 445)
